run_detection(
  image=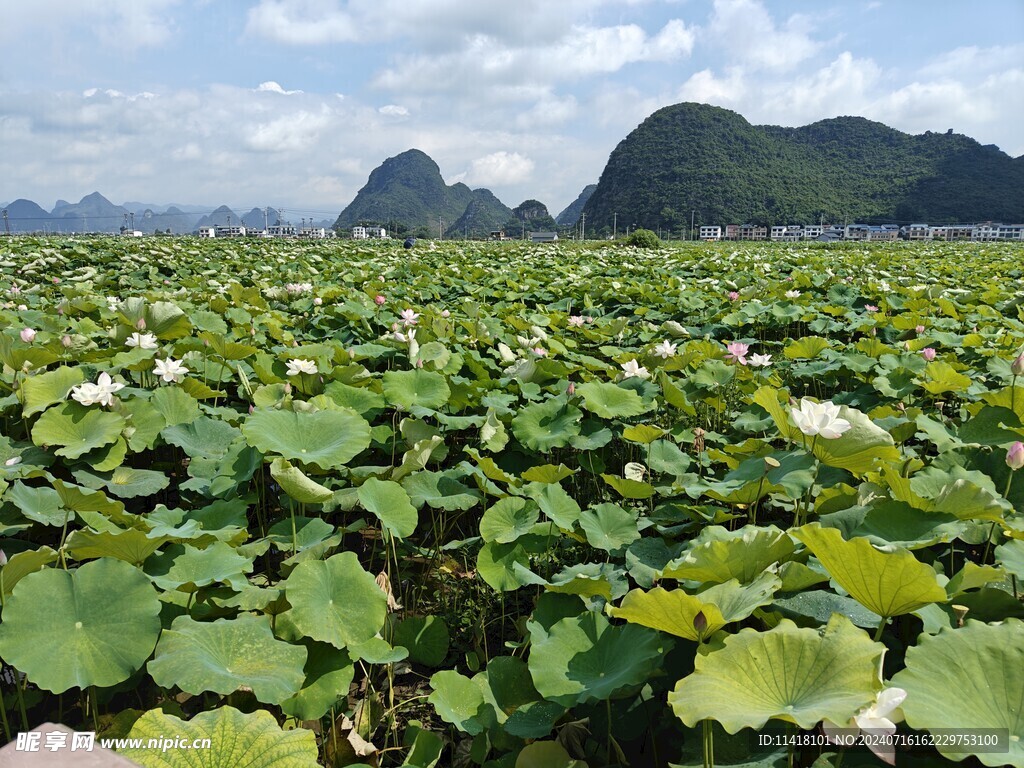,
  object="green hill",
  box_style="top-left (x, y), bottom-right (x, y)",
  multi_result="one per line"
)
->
top-left (334, 149), bottom-right (476, 236)
top-left (445, 189), bottom-right (515, 238)
top-left (556, 184), bottom-right (596, 226)
top-left (583, 103), bottom-right (1024, 232)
